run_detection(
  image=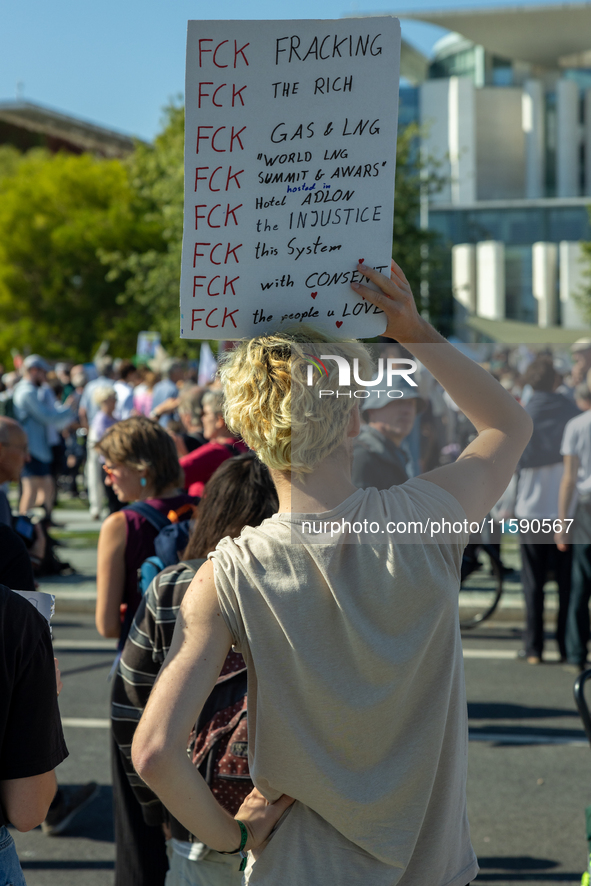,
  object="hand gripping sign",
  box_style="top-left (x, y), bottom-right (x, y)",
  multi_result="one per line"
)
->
top-left (180, 17), bottom-right (401, 340)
